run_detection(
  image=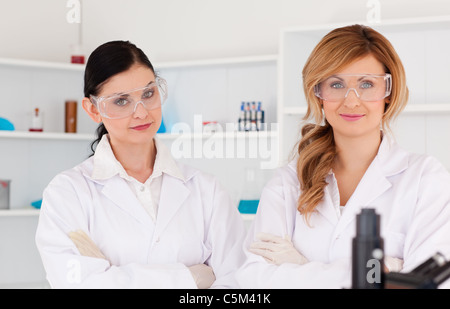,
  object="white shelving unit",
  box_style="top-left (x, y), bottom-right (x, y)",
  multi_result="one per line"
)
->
top-left (0, 131), bottom-right (94, 141)
top-left (0, 54), bottom-right (280, 213)
top-left (0, 208), bottom-right (40, 217)
top-left (156, 54), bottom-right (278, 69)
top-left (0, 130), bottom-right (277, 141)
top-left (0, 57), bottom-right (85, 71)
top-left (283, 104), bottom-right (450, 116)
top-left (278, 16), bottom-right (450, 169)
top-left (0, 53), bottom-right (278, 210)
